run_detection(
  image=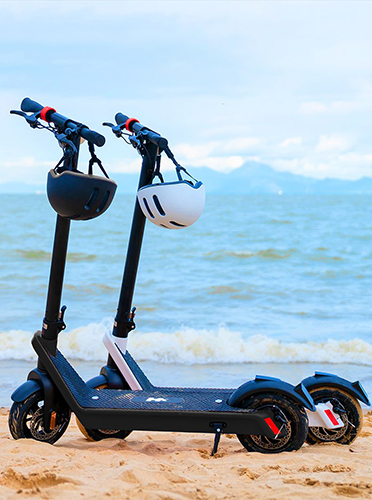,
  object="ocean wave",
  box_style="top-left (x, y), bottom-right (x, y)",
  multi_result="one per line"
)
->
top-left (204, 249), bottom-right (296, 260)
top-left (0, 321), bottom-right (371, 366)
top-left (16, 250), bottom-right (97, 262)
